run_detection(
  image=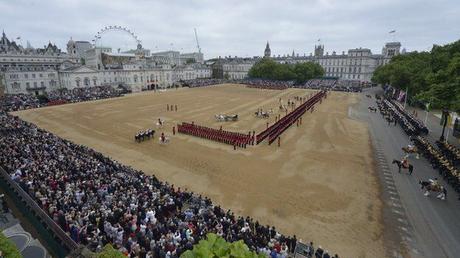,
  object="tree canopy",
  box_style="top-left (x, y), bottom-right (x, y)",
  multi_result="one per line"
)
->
top-left (248, 58), bottom-right (324, 83)
top-left (0, 232), bottom-right (22, 258)
top-left (372, 40), bottom-right (460, 112)
top-left (181, 233), bottom-right (265, 258)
